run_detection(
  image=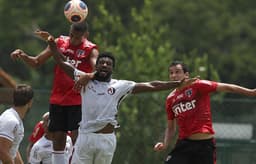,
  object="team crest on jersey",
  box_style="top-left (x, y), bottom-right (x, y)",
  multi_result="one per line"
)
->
top-left (107, 87), bottom-right (116, 95)
top-left (77, 49), bottom-right (85, 57)
top-left (185, 88), bottom-right (193, 97)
